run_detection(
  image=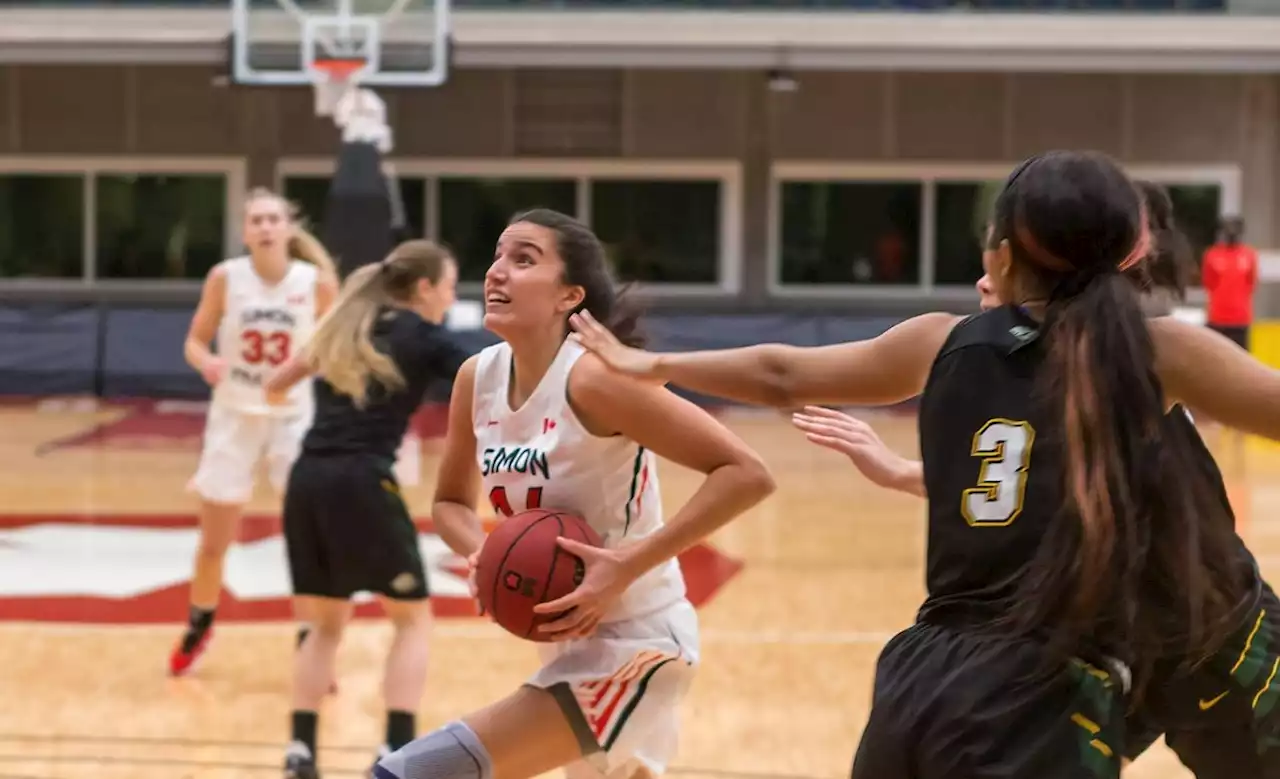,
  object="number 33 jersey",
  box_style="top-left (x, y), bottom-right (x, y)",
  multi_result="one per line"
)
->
top-left (916, 304), bottom-right (1065, 625)
top-left (471, 338), bottom-right (687, 623)
top-left (213, 256), bottom-right (319, 416)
